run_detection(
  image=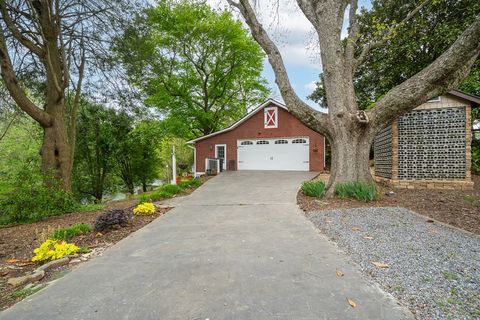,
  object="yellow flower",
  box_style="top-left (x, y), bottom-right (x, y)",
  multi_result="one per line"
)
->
top-left (133, 202), bottom-right (156, 215)
top-left (32, 239), bottom-right (79, 262)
